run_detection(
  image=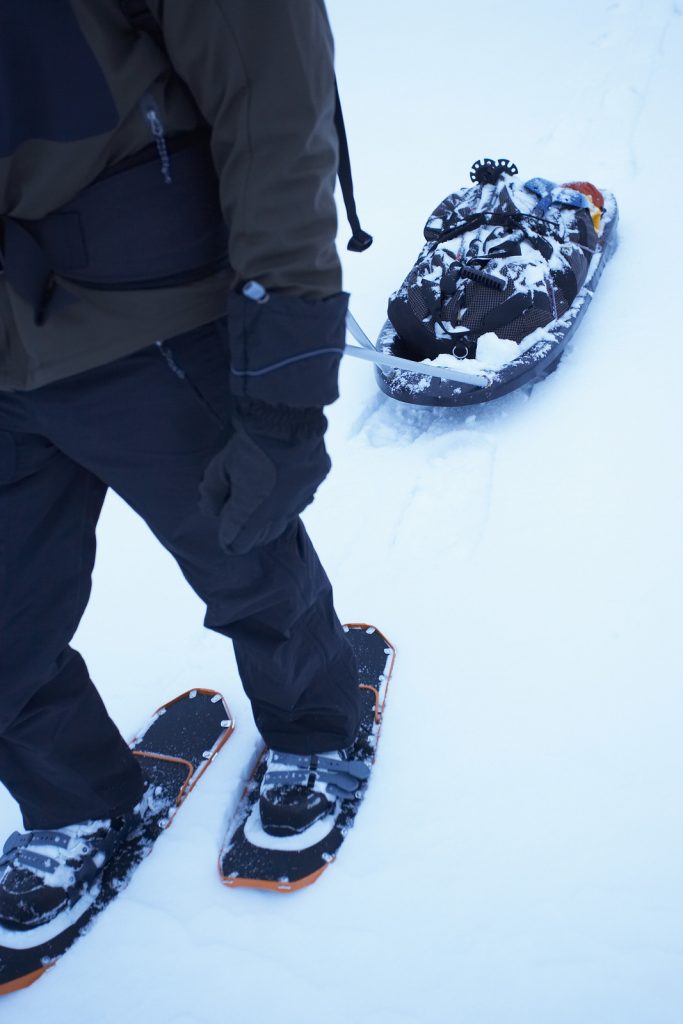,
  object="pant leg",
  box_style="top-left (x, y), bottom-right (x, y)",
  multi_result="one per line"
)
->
top-left (34, 320), bottom-right (361, 754)
top-left (0, 421), bottom-right (144, 830)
